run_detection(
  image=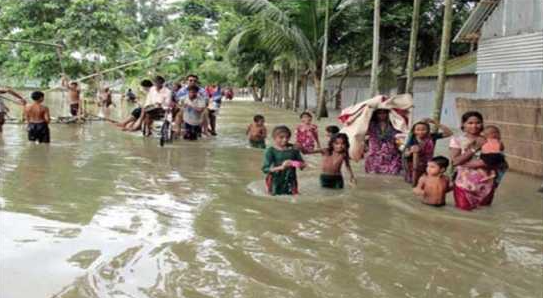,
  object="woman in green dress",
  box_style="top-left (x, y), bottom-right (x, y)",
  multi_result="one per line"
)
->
top-left (262, 126), bottom-right (306, 195)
